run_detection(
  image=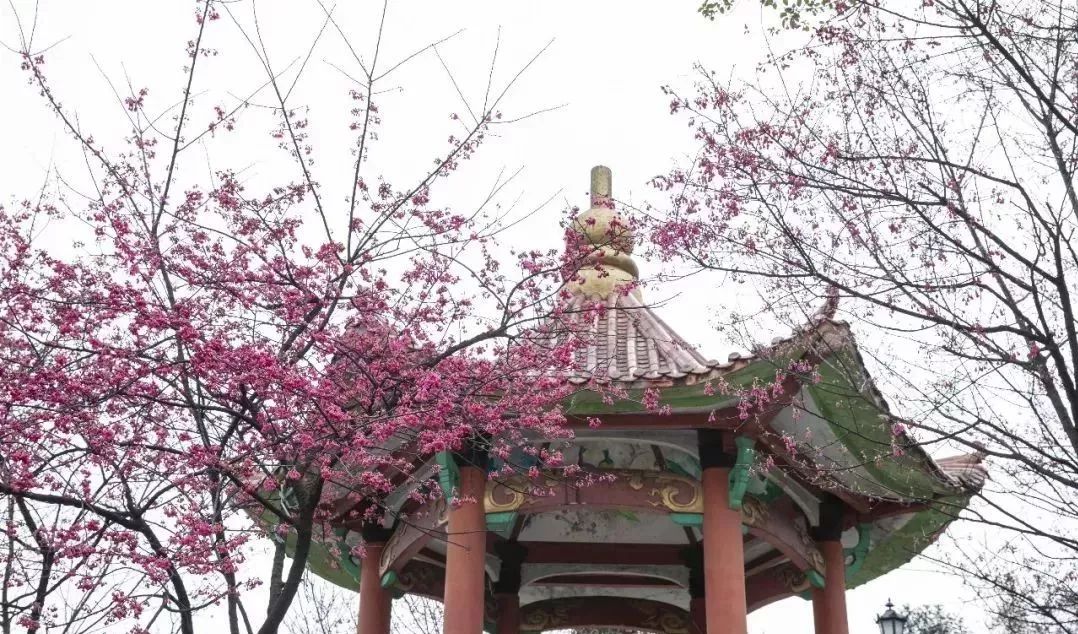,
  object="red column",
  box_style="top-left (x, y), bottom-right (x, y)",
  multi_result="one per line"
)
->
top-left (811, 541), bottom-right (849, 634)
top-left (495, 593), bottom-right (520, 634)
top-left (493, 540), bottom-right (526, 634)
top-left (357, 542), bottom-right (391, 634)
top-left (683, 542), bottom-right (706, 634)
top-left (812, 586), bottom-right (828, 634)
top-left (702, 466), bottom-right (747, 634)
top-left (689, 596), bottom-right (707, 634)
top-left (443, 465), bottom-right (488, 634)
